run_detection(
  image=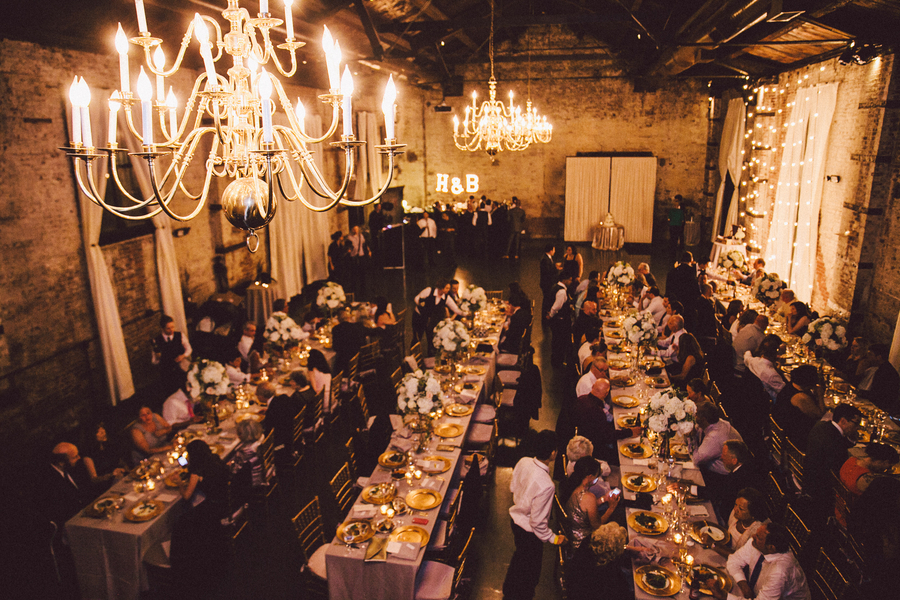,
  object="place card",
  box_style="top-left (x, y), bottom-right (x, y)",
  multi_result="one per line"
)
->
top-left (417, 460), bottom-right (444, 472)
top-left (682, 461), bottom-right (696, 470)
top-left (124, 493), bottom-right (141, 503)
top-left (352, 505), bottom-right (378, 519)
top-left (387, 541), bottom-right (420, 560)
top-left (420, 477), bottom-right (443, 491)
top-left (632, 459), bottom-right (650, 466)
top-left (155, 492), bottom-right (179, 503)
top-left (688, 505), bottom-right (709, 517)
top-left (460, 388), bottom-right (479, 402)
